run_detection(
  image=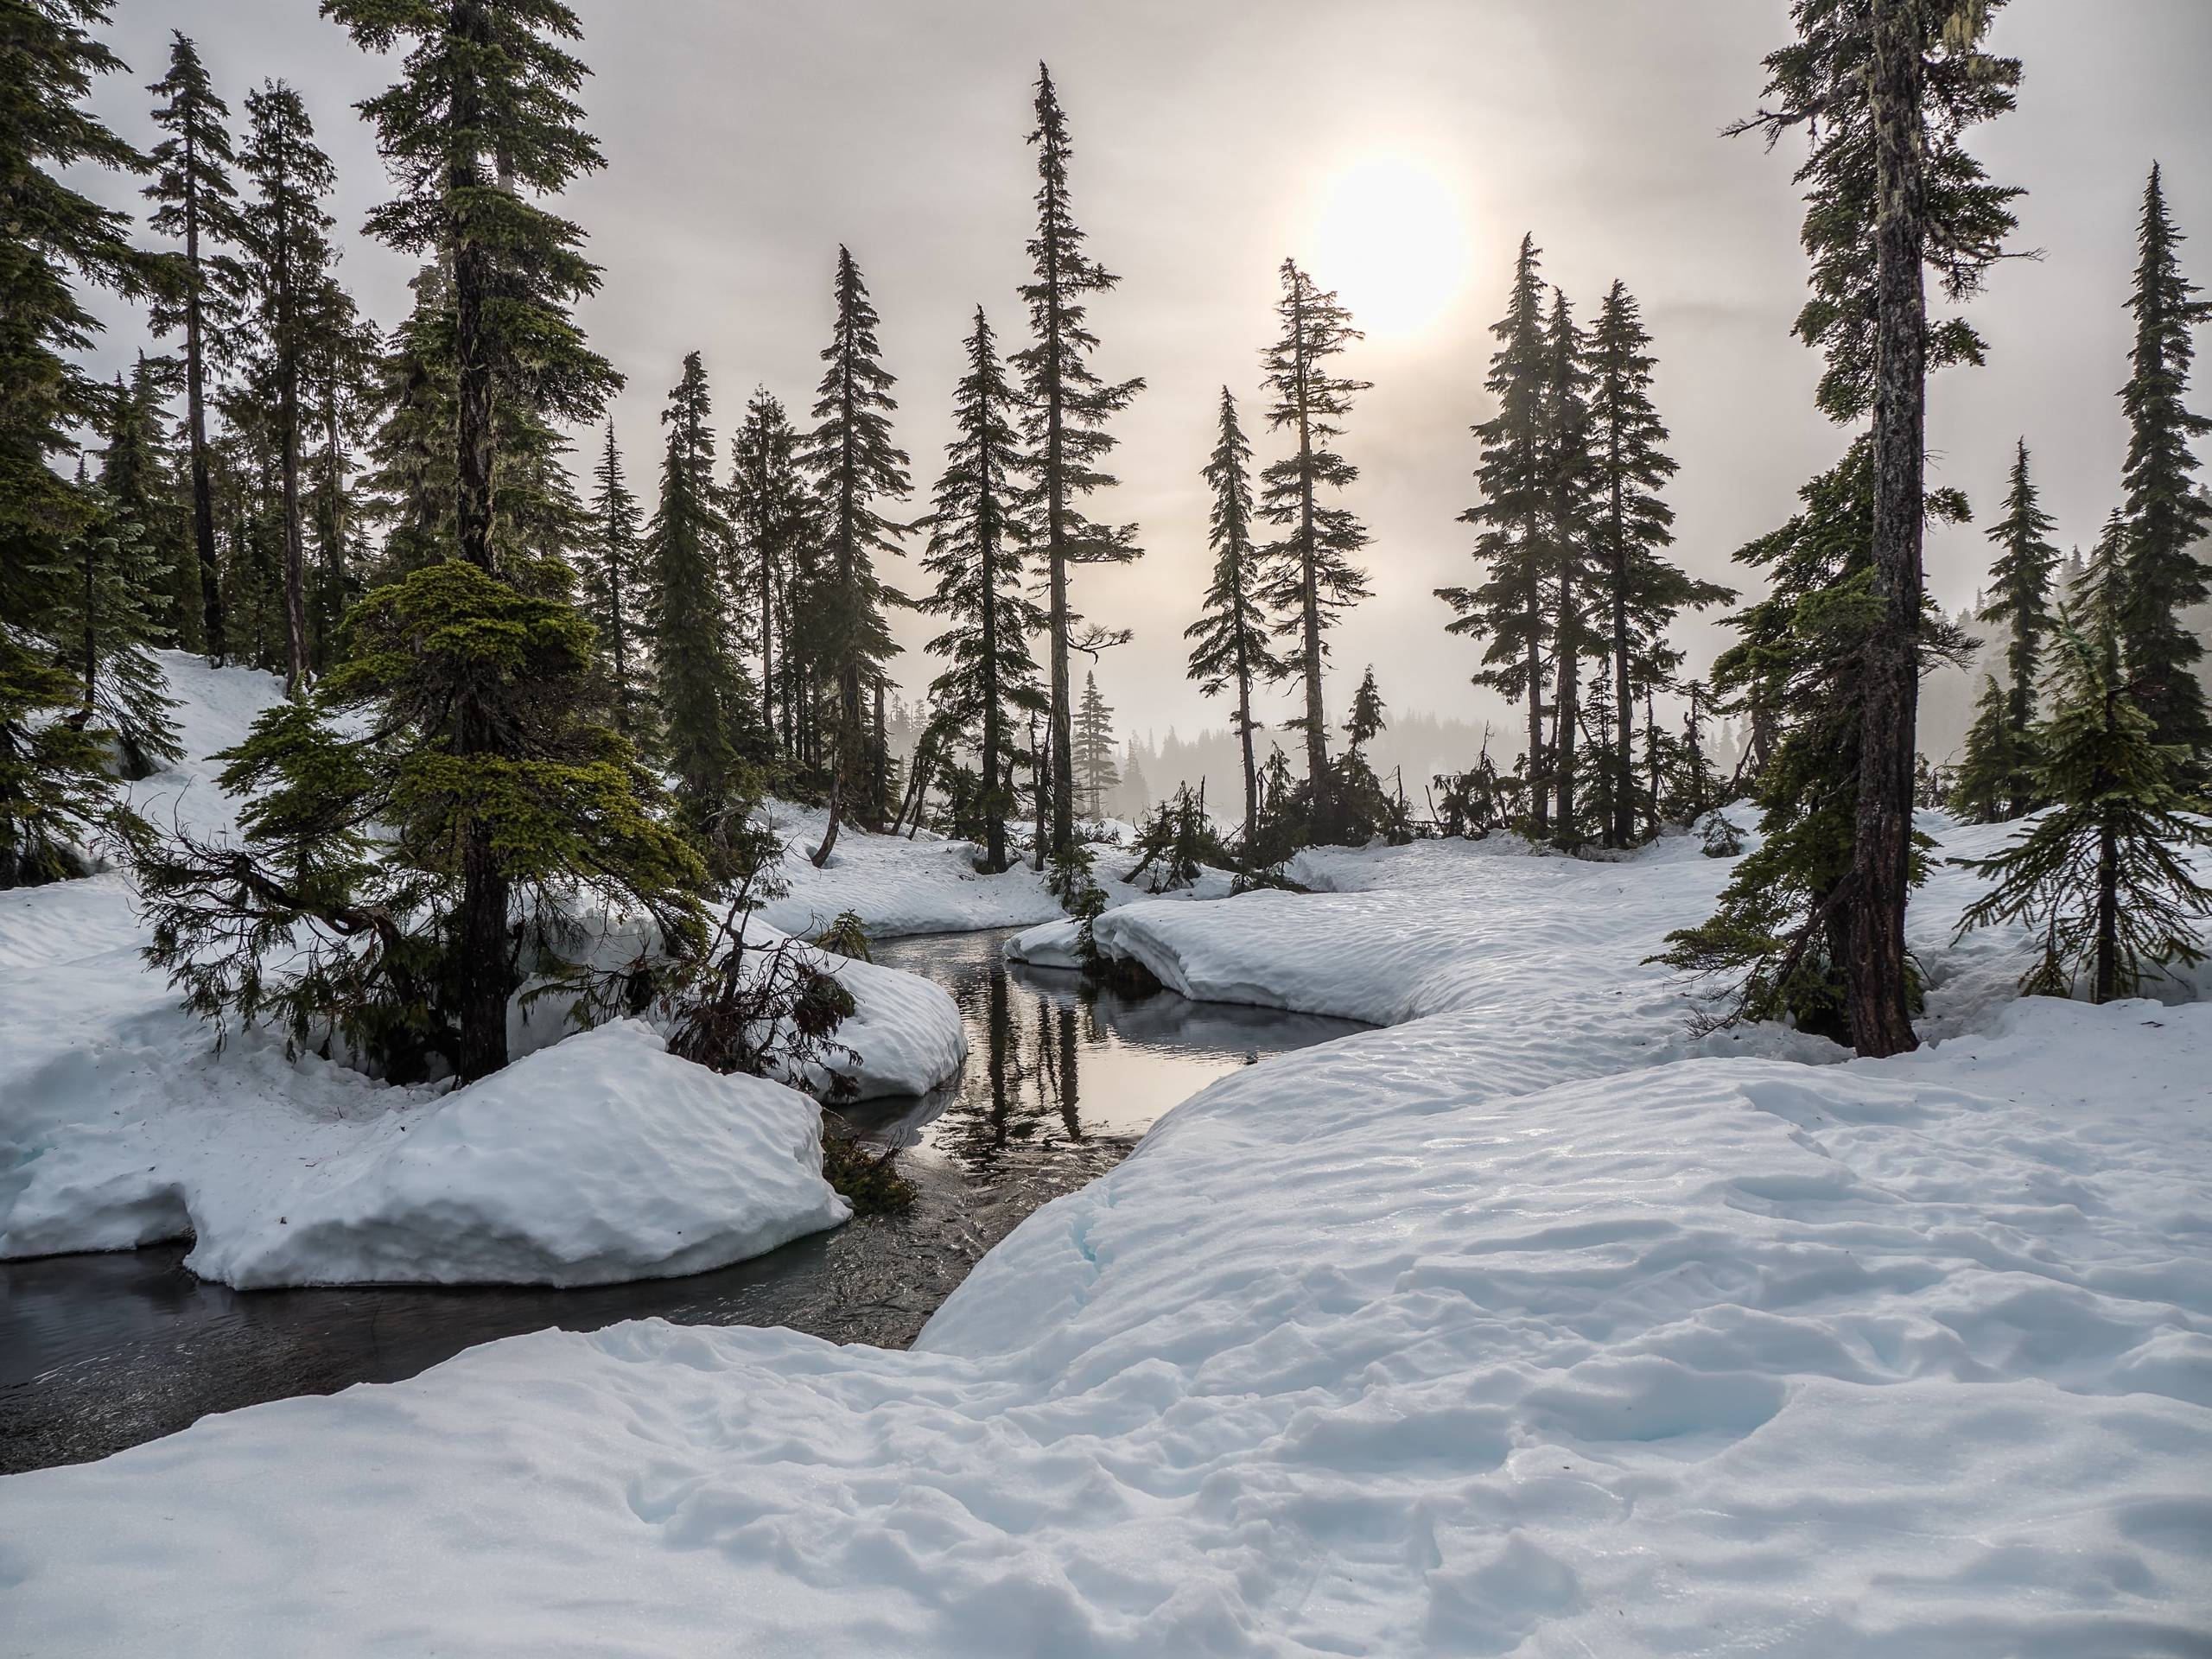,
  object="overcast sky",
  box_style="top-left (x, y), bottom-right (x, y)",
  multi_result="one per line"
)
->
top-left (73, 1), bottom-right (2212, 746)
